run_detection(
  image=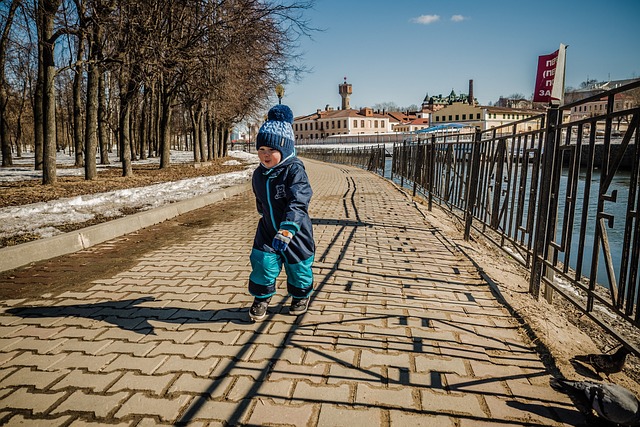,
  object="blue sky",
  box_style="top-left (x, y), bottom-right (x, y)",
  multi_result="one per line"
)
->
top-left (279, 0), bottom-right (640, 117)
